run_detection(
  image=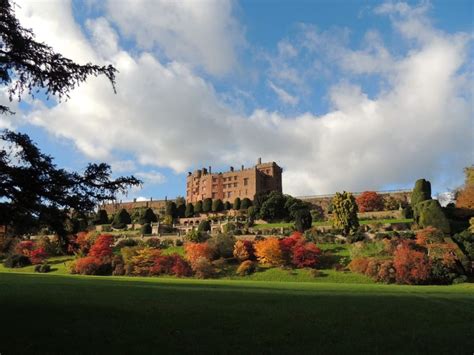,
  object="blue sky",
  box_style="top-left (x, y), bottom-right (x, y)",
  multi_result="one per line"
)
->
top-left (5, 0), bottom-right (473, 201)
